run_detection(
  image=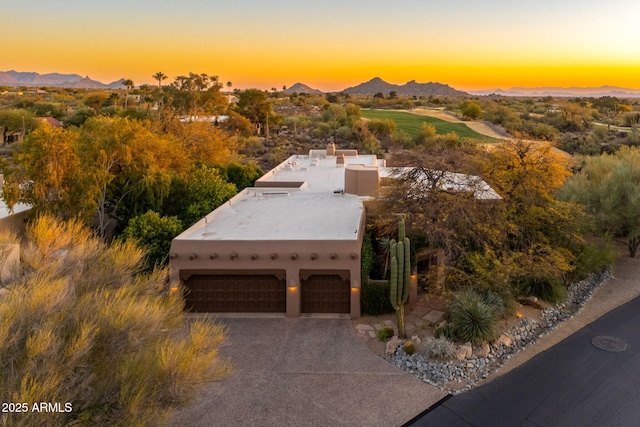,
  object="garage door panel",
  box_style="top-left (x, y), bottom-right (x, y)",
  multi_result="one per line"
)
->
top-left (301, 274), bottom-right (350, 314)
top-left (185, 274), bottom-right (286, 313)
